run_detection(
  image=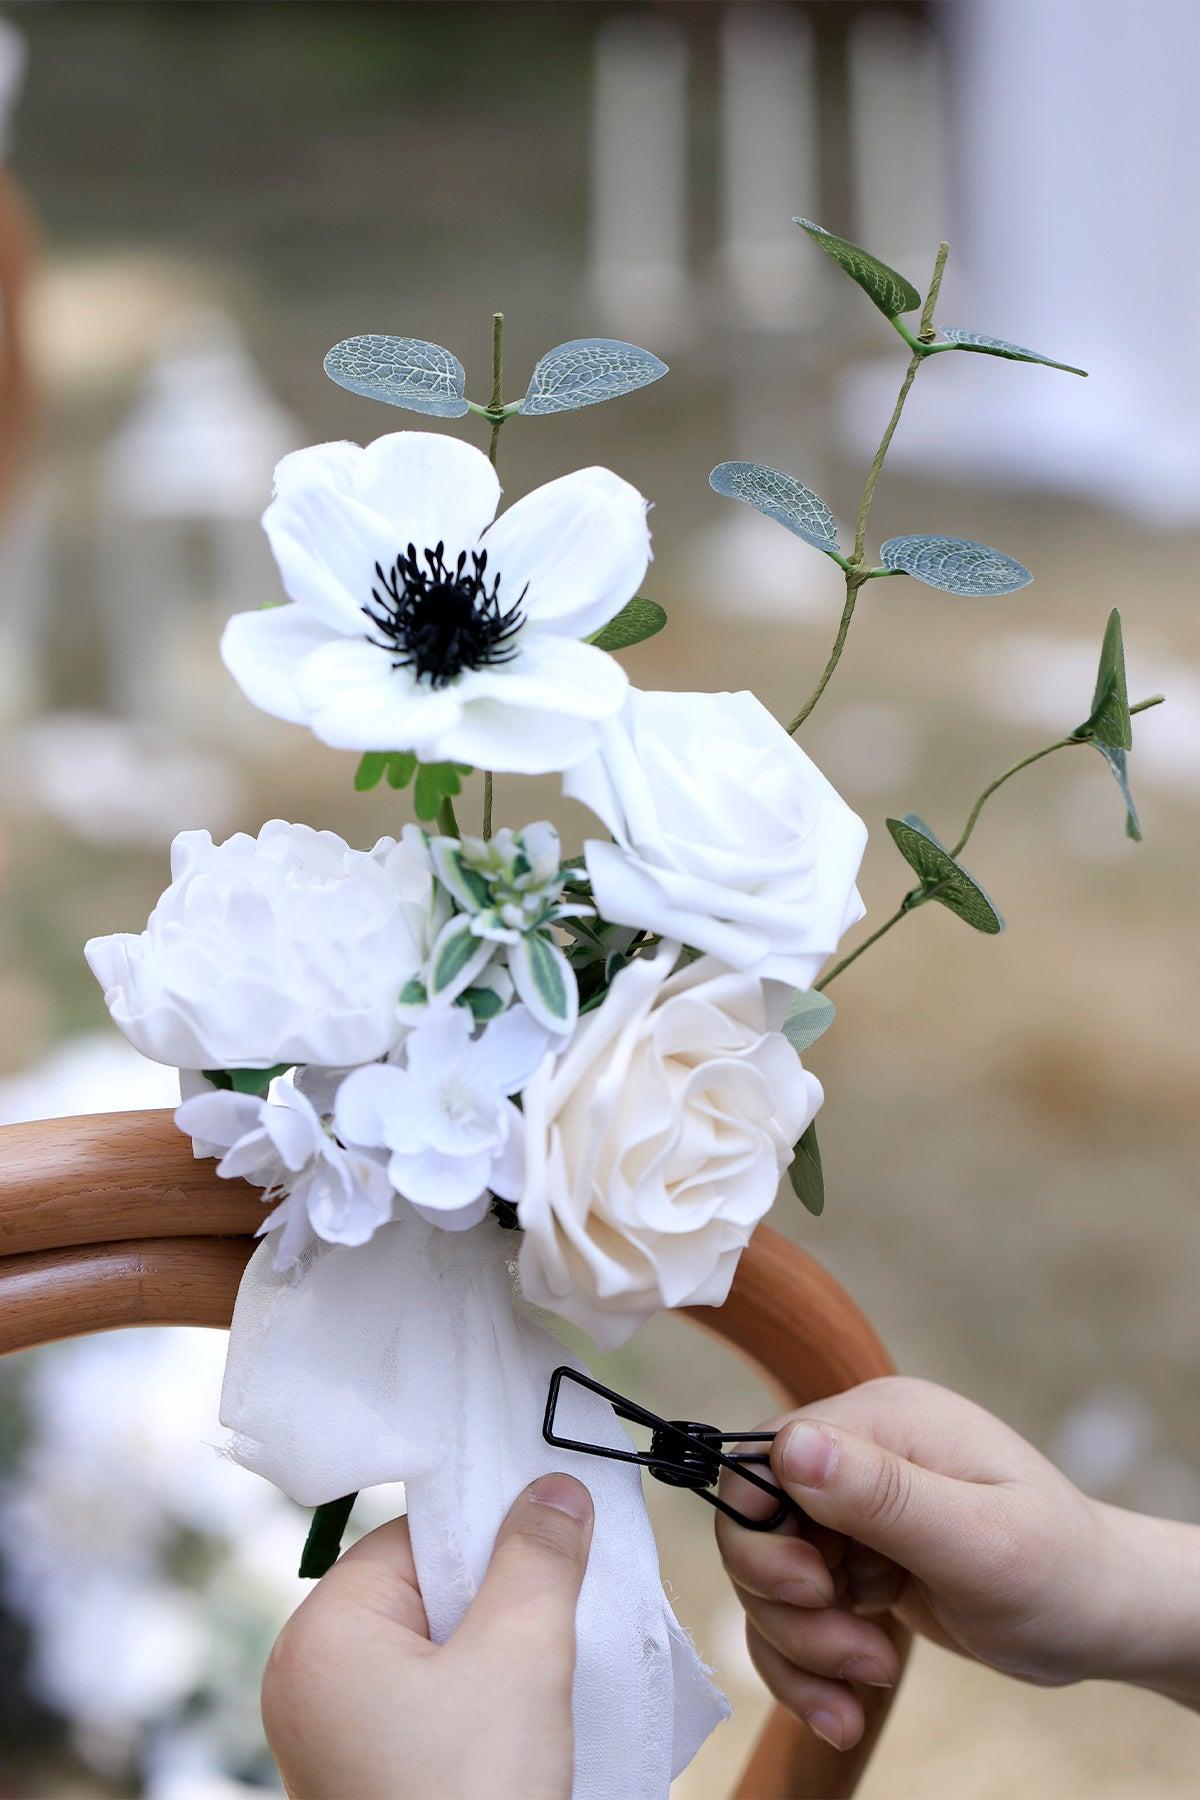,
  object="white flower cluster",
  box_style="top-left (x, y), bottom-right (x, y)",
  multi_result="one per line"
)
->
top-left (86, 431), bottom-right (866, 1347)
